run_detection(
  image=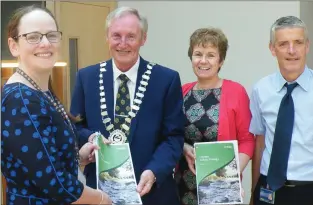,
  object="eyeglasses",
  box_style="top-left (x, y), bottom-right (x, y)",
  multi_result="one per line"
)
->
top-left (13, 31), bottom-right (62, 44)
